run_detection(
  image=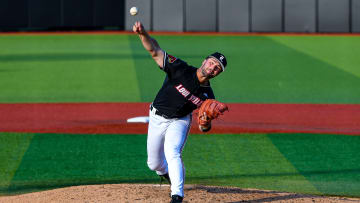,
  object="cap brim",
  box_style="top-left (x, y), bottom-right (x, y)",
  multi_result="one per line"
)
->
top-left (209, 56), bottom-right (225, 72)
